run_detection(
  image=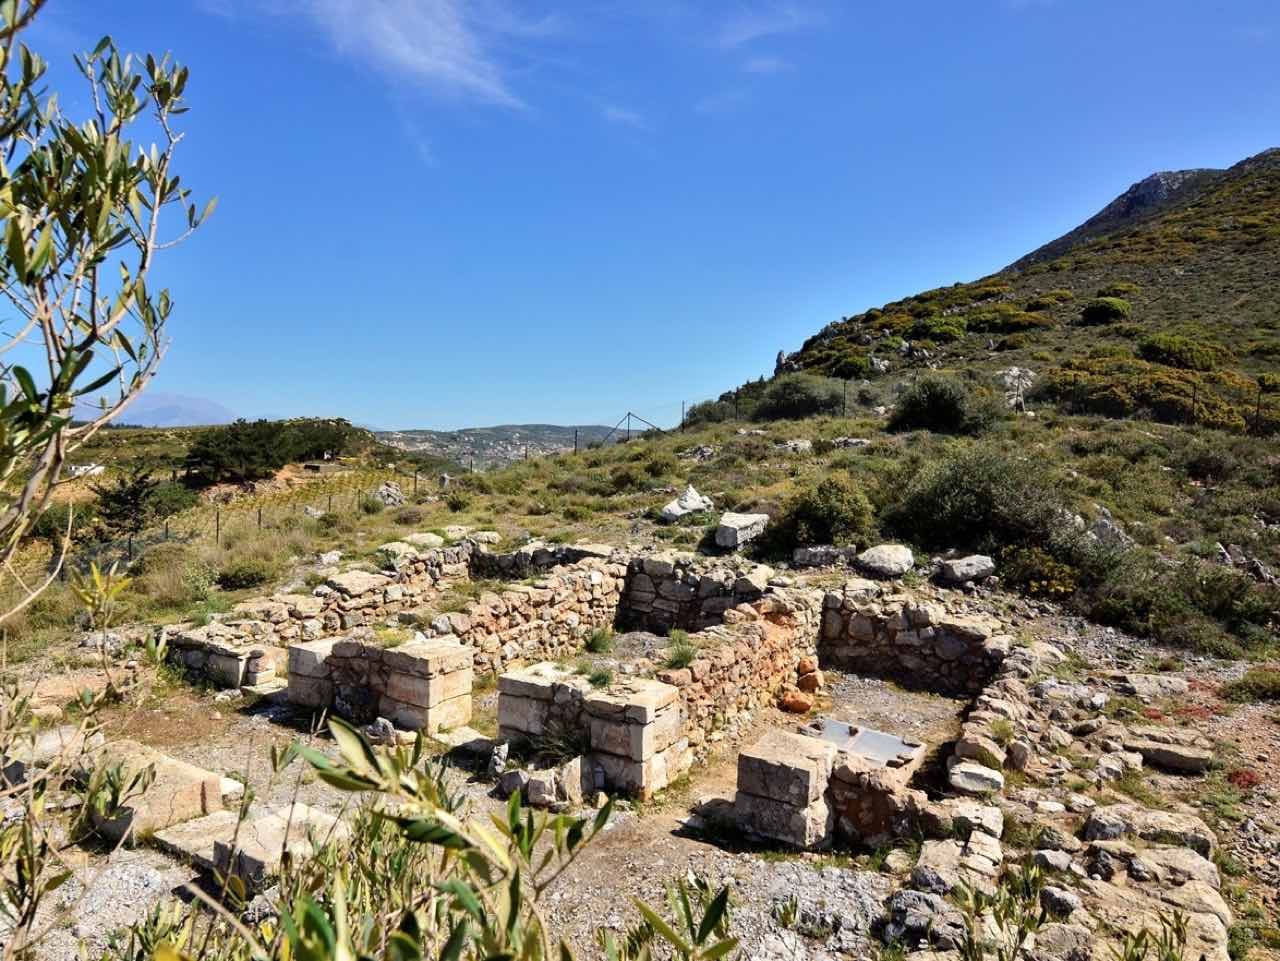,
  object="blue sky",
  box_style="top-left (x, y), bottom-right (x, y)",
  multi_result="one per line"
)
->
top-left (28, 0), bottom-right (1280, 429)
